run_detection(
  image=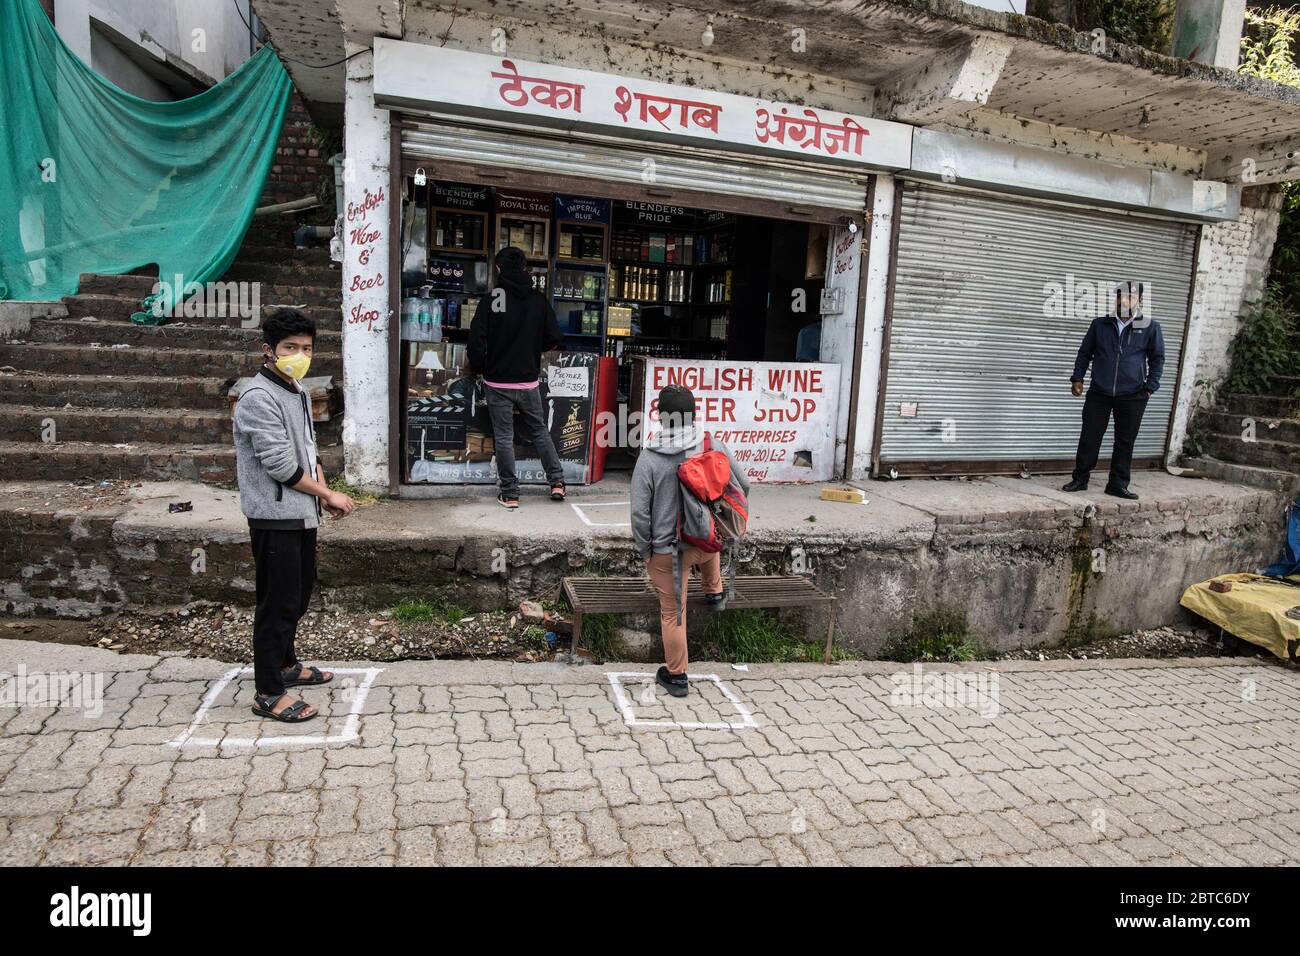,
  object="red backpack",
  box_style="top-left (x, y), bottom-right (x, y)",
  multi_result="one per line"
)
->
top-left (671, 434), bottom-right (749, 621)
top-left (677, 433), bottom-right (749, 552)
